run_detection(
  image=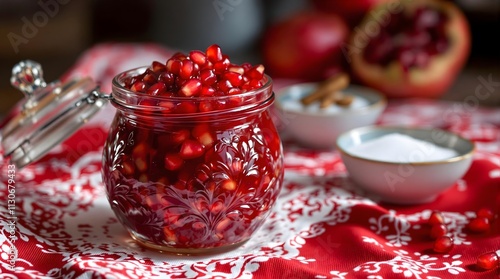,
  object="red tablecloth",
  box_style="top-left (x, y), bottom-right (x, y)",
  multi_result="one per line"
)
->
top-left (1, 44), bottom-right (499, 278)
